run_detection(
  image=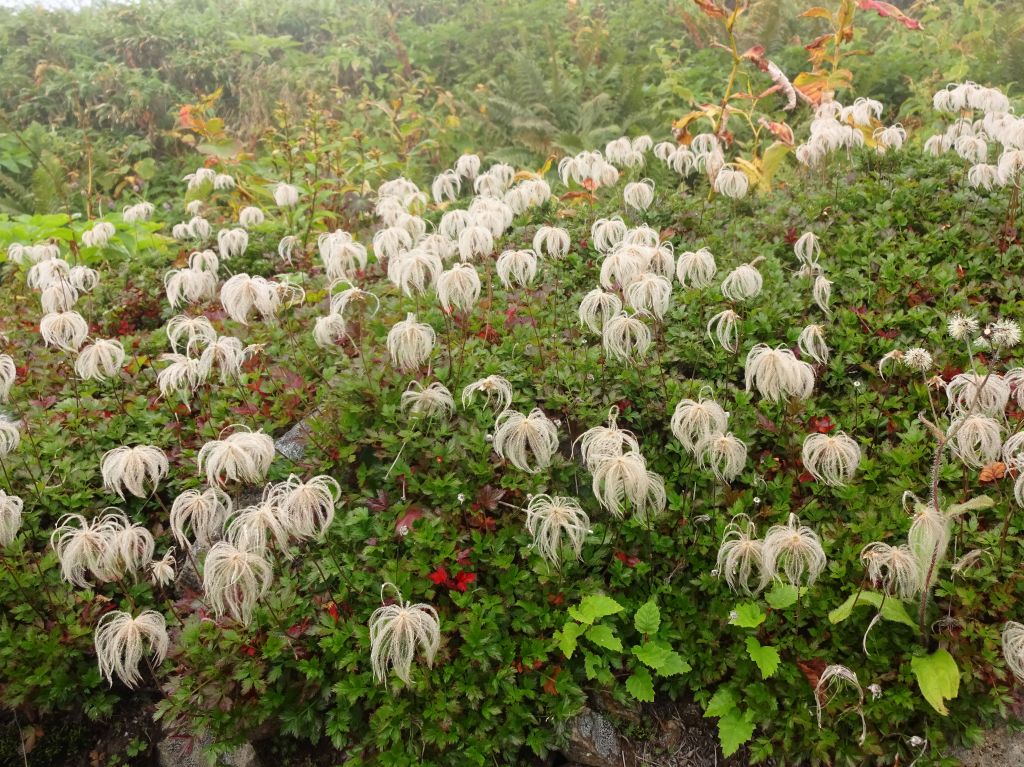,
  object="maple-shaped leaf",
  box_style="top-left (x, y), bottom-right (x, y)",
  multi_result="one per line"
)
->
top-left (476, 485), bottom-right (506, 511)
